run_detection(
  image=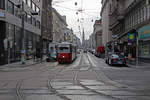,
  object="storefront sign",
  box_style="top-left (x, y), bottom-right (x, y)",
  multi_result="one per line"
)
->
top-left (0, 12), bottom-right (5, 18)
top-left (138, 25), bottom-right (150, 39)
top-left (128, 33), bottom-right (136, 43)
